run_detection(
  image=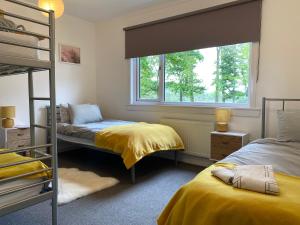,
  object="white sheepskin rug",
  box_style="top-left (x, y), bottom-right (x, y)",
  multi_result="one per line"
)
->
top-left (57, 168), bottom-right (119, 205)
